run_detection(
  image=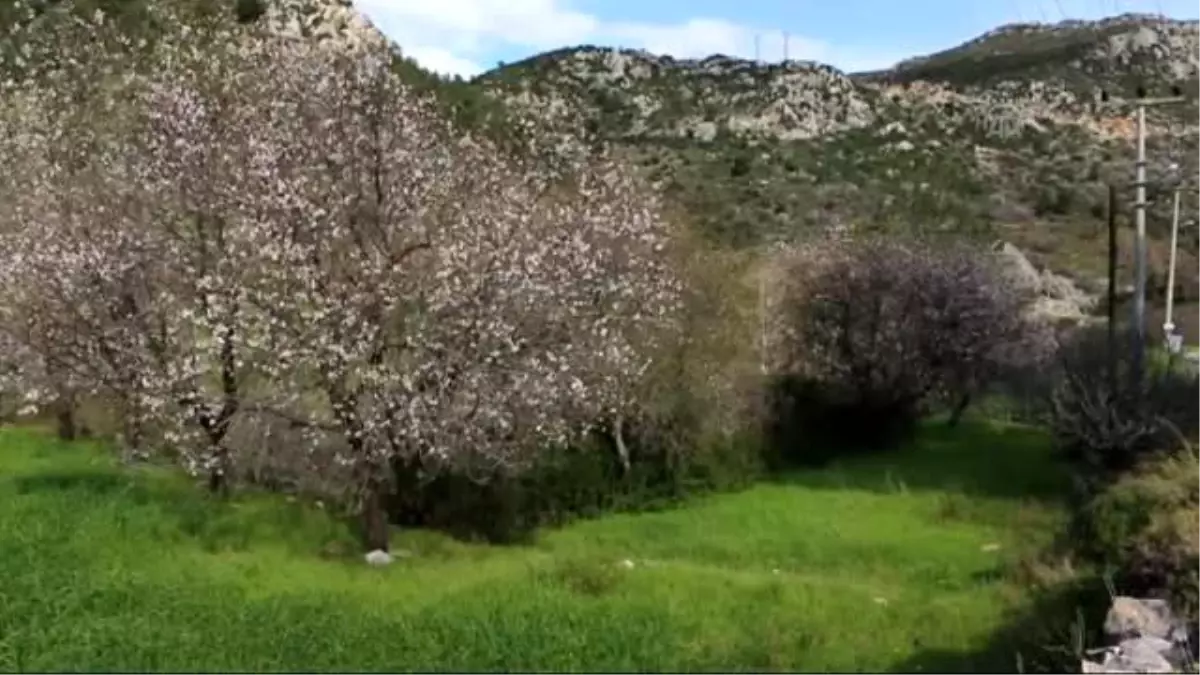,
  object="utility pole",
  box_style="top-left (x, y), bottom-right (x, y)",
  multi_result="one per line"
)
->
top-left (783, 31), bottom-right (789, 62)
top-left (1132, 102), bottom-right (1148, 383)
top-left (1122, 94), bottom-right (1187, 384)
top-left (754, 34), bottom-right (761, 63)
top-left (1163, 186), bottom-right (1182, 350)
